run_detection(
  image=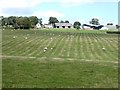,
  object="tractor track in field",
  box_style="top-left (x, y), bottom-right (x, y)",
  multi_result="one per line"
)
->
top-left (50, 35), bottom-right (66, 56)
top-left (58, 35), bottom-right (69, 57)
top-left (1, 55), bottom-right (118, 64)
